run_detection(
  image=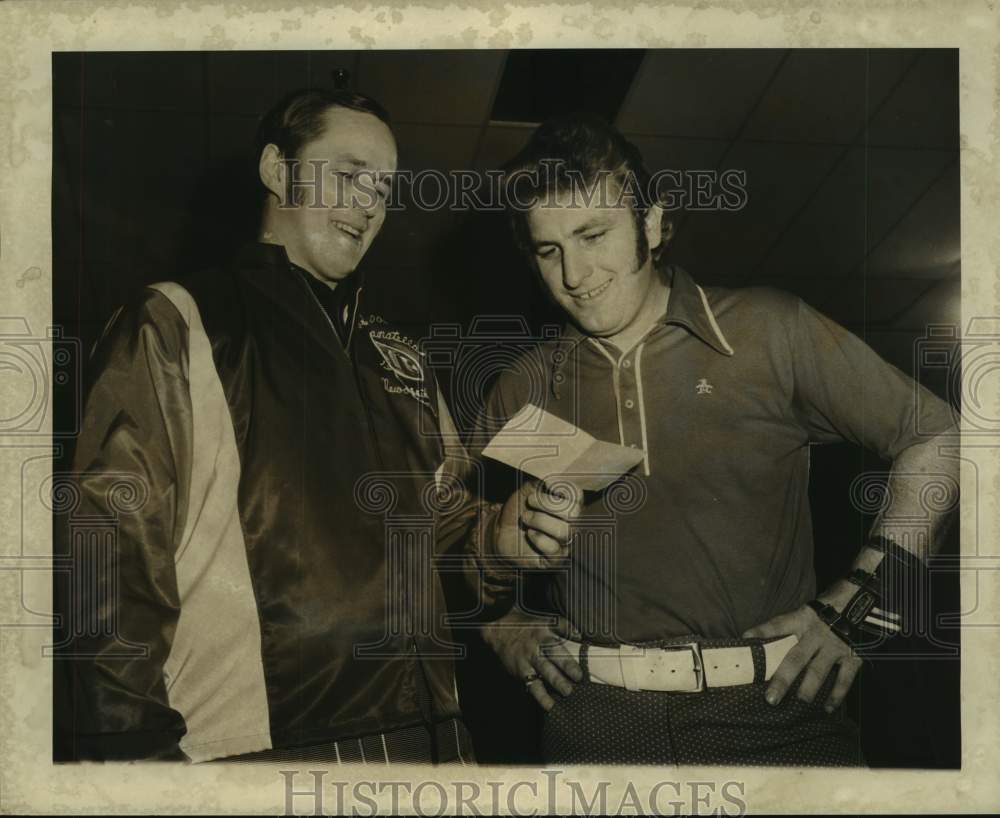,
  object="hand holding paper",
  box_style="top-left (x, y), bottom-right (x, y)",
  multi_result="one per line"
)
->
top-left (482, 403), bottom-right (646, 492)
top-left (482, 405), bottom-right (646, 569)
